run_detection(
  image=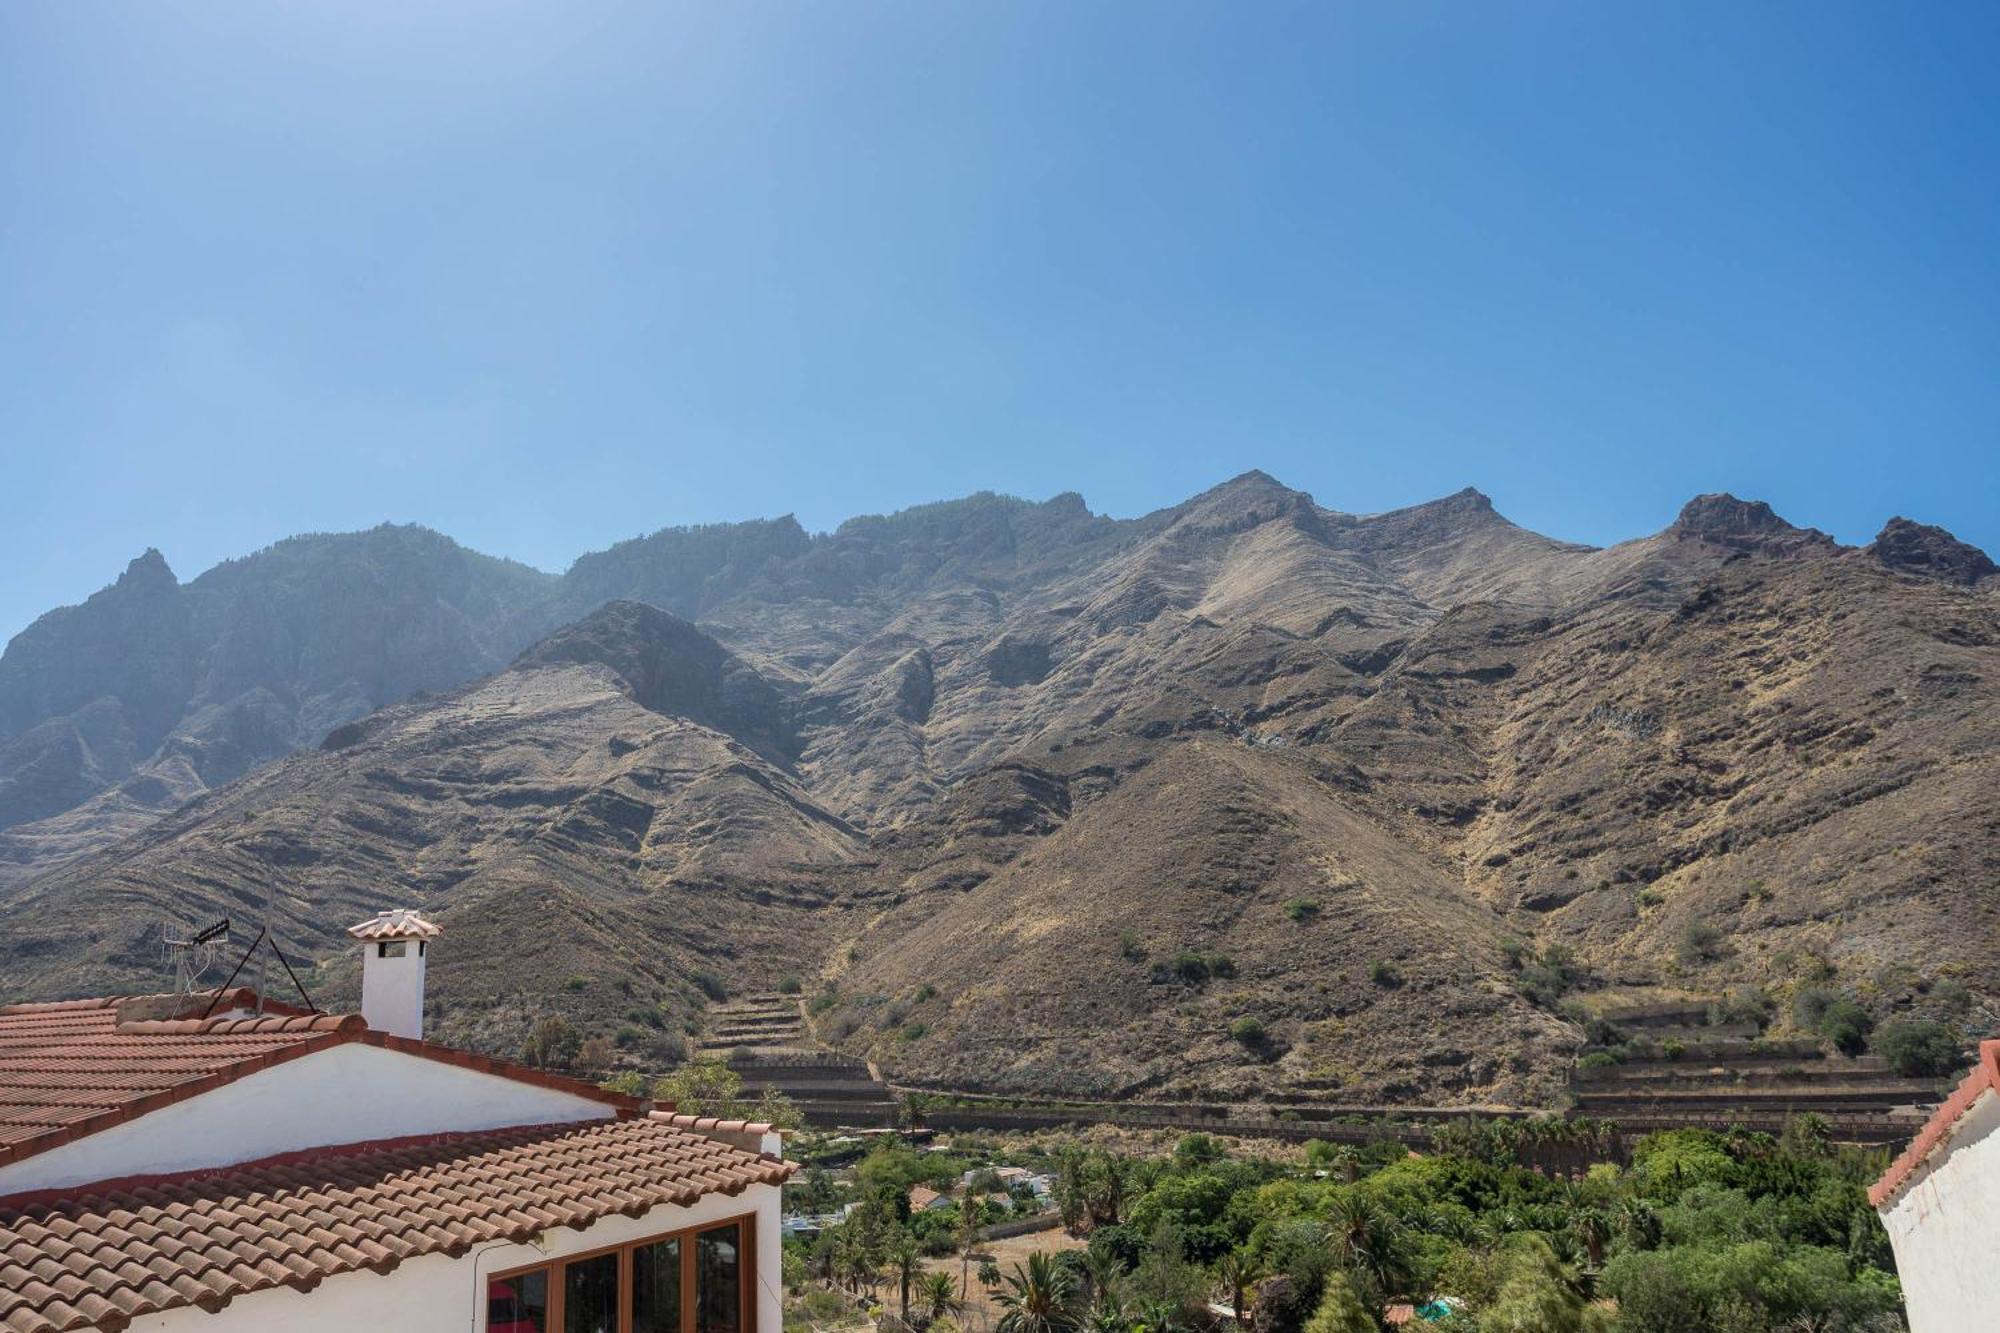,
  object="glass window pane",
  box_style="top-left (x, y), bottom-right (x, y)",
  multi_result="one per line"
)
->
top-left (565, 1252), bottom-right (620, 1333)
top-left (489, 1269), bottom-right (549, 1333)
top-left (697, 1223), bottom-right (742, 1333)
top-left (632, 1237), bottom-right (683, 1333)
